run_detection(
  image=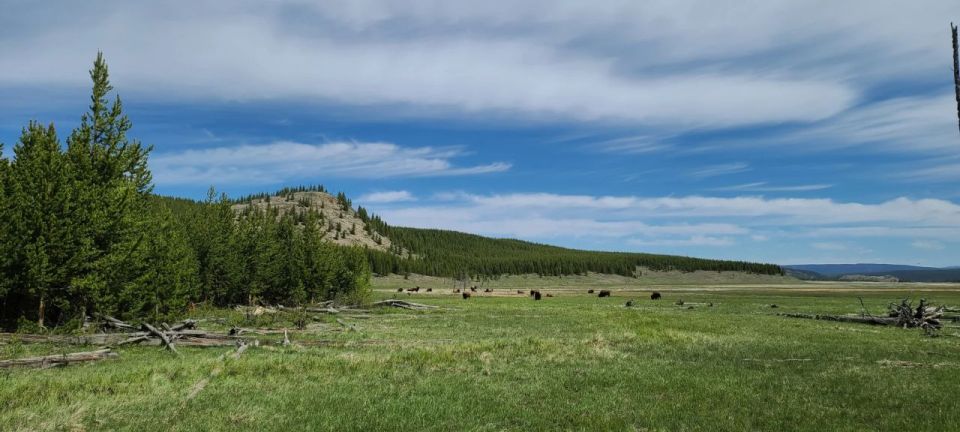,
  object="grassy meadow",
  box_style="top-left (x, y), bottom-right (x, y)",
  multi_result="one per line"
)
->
top-left (2, 276), bottom-right (960, 431)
